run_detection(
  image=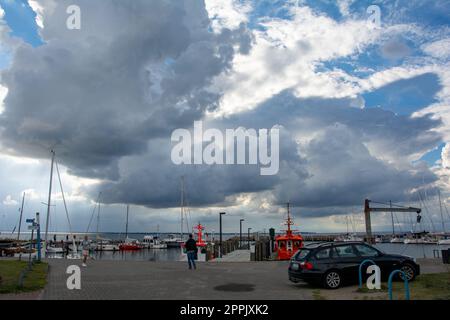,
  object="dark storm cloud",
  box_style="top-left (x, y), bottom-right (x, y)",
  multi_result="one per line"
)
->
top-left (0, 1), bottom-right (443, 217)
top-left (0, 0), bottom-right (252, 180)
top-left (90, 90), bottom-right (441, 210)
